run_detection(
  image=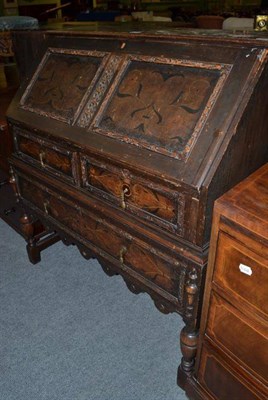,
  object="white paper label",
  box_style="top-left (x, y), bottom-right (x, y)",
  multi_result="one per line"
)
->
top-left (239, 263), bottom-right (253, 276)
